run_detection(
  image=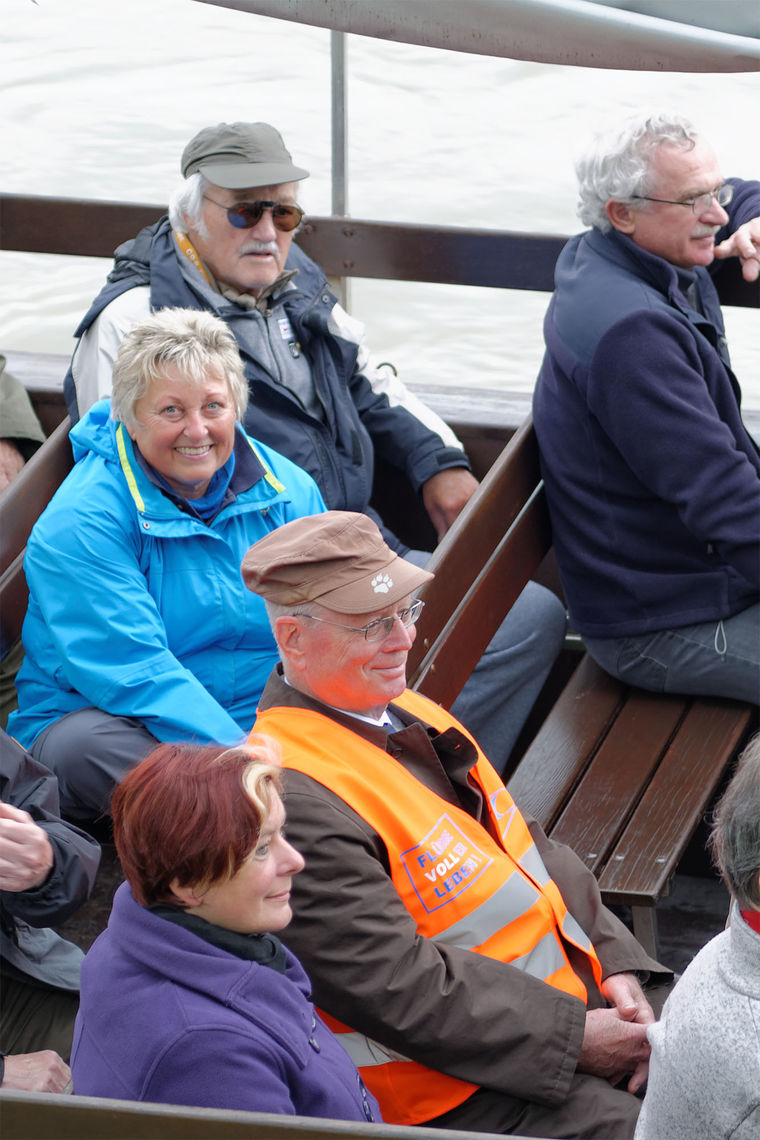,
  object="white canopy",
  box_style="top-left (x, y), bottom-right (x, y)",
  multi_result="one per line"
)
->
top-left (197, 0), bottom-right (760, 71)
